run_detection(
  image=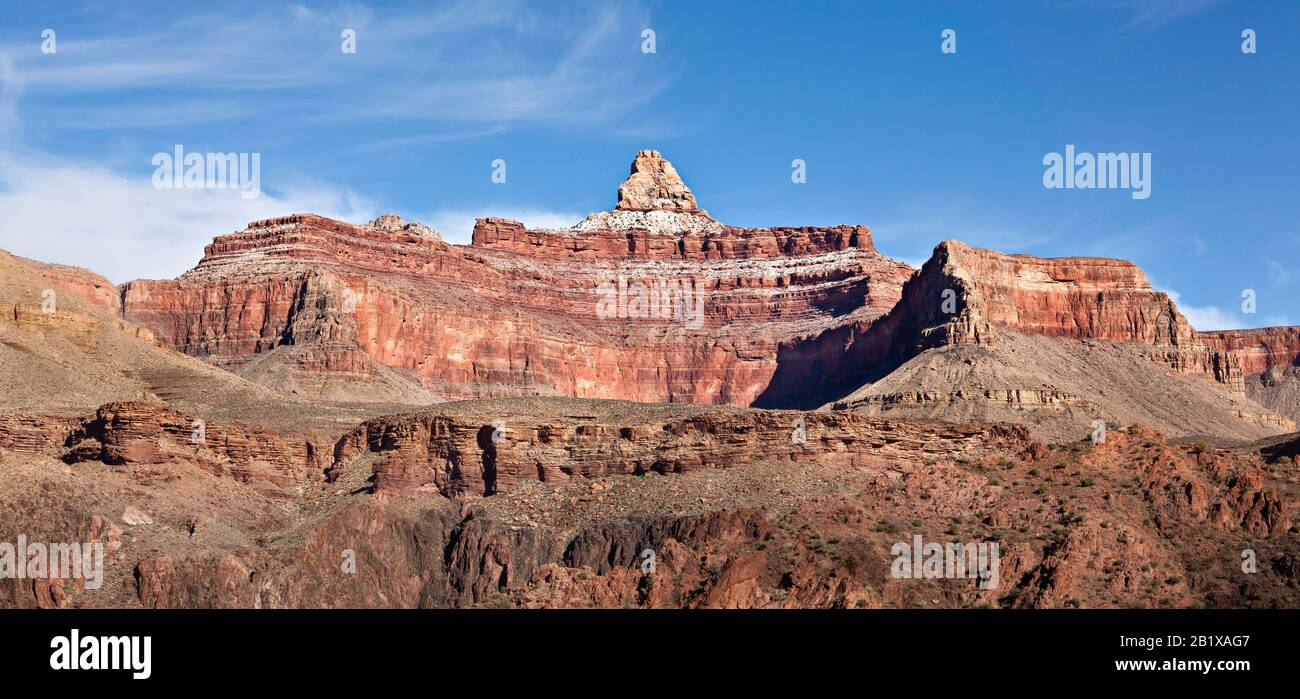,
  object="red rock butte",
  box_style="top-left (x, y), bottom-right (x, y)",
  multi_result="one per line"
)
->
top-left (27, 149), bottom-right (1300, 436)
top-left (116, 151), bottom-right (915, 408)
